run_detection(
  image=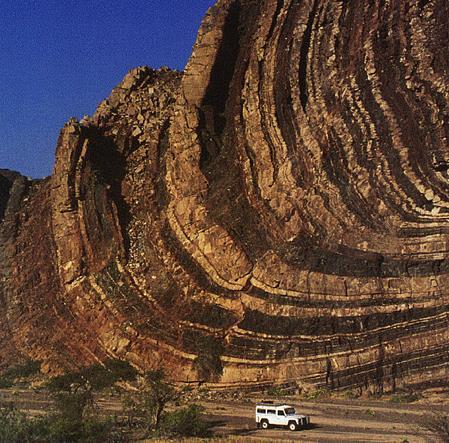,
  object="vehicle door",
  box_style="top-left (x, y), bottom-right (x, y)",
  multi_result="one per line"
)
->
top-left (276, 409), bottom-right (287, 425)
top-left (256, 407), bottom-right (266, 423)
top-left (266, 409), bottom-right (276, 425)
